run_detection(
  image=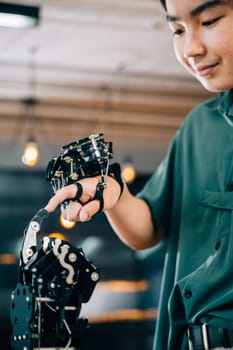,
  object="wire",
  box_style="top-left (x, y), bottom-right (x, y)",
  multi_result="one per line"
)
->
top-left (63, 318), bottom-right (72, 350)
